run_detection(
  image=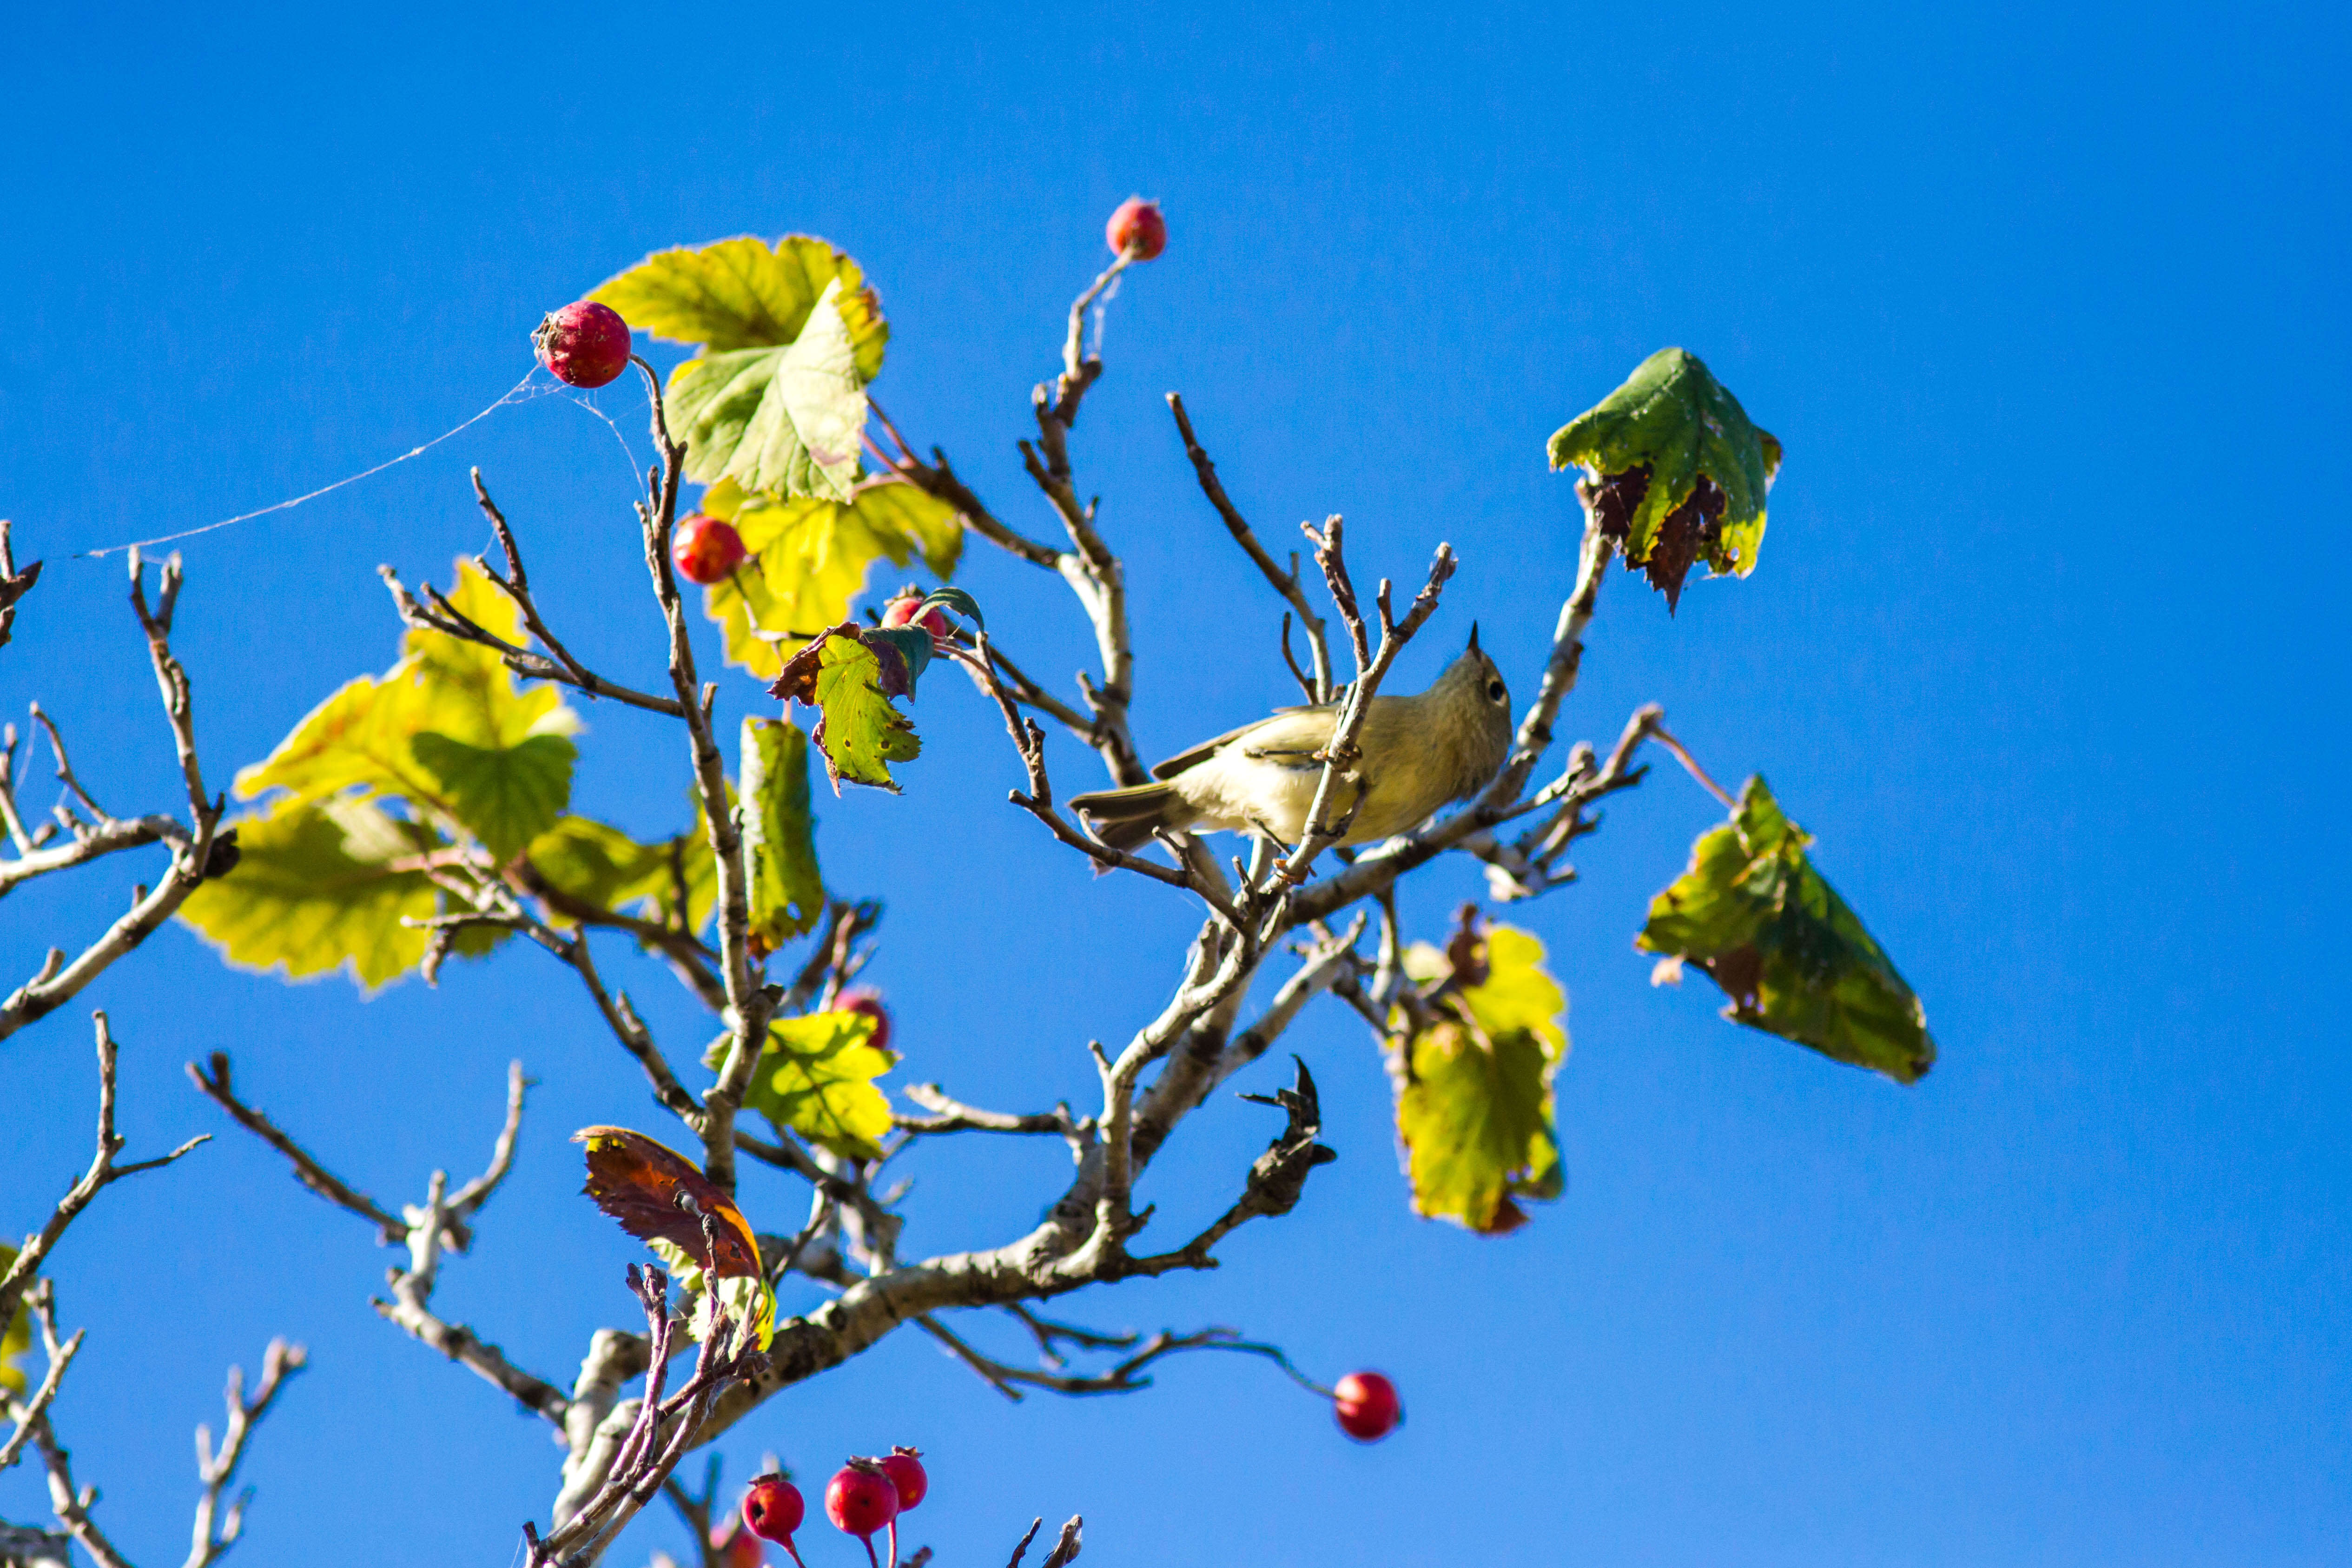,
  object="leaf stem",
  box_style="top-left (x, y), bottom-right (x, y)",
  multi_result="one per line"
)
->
top-left (1649, 725), bottom-right (1736, 811)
